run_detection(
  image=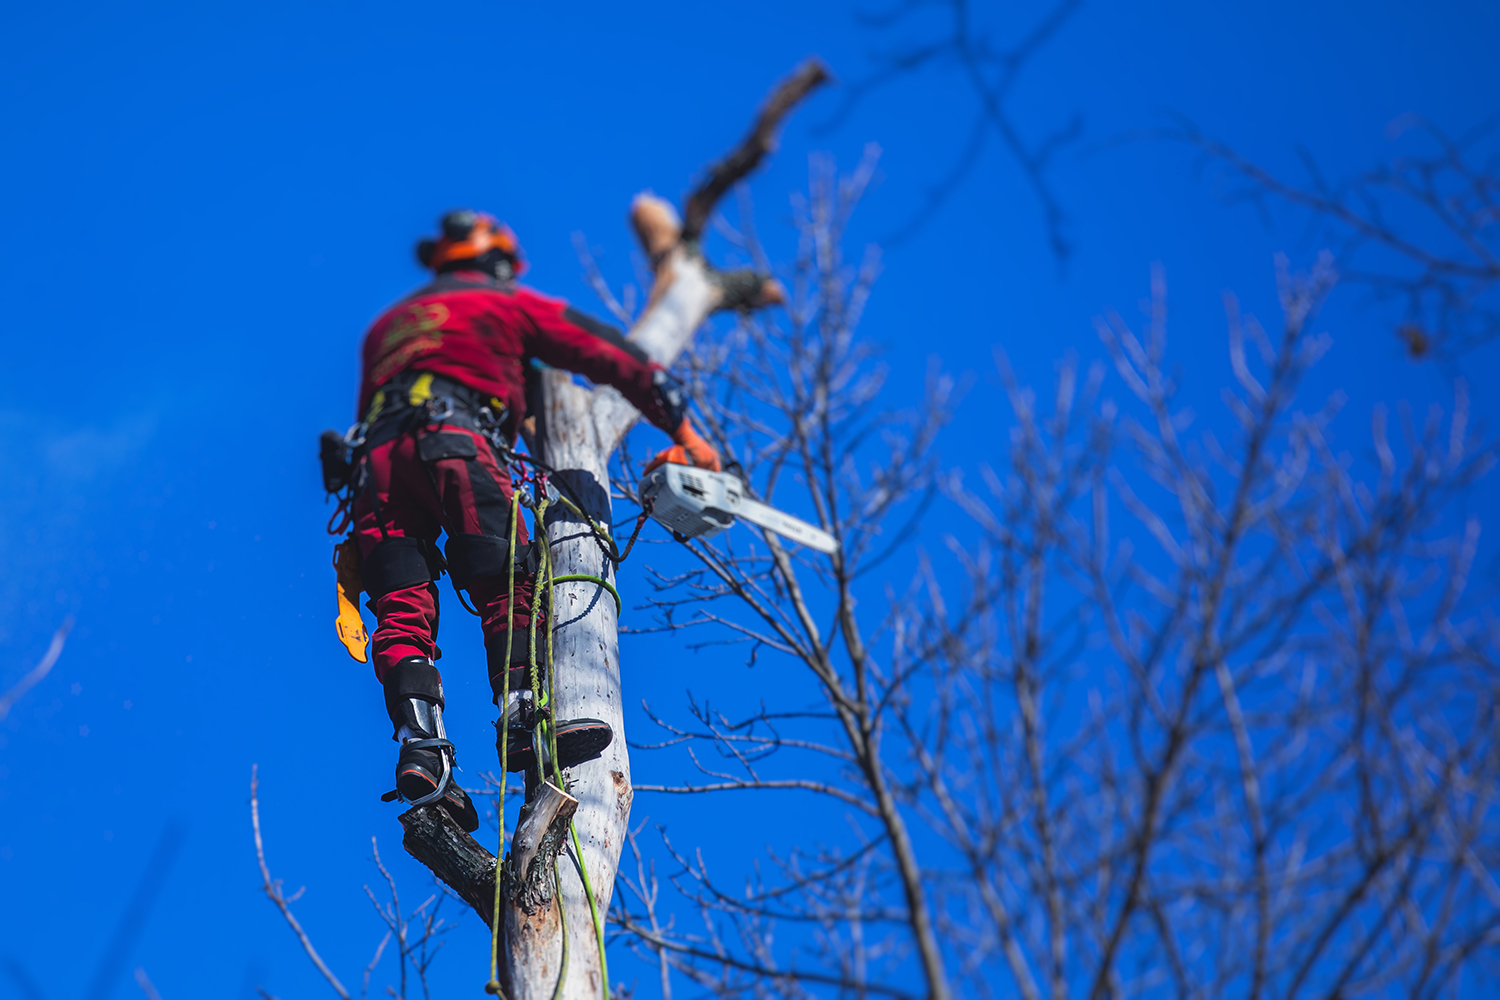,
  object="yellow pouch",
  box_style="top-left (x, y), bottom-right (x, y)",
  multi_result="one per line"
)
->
top-left (333, 538), bottom-right (369, 663)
